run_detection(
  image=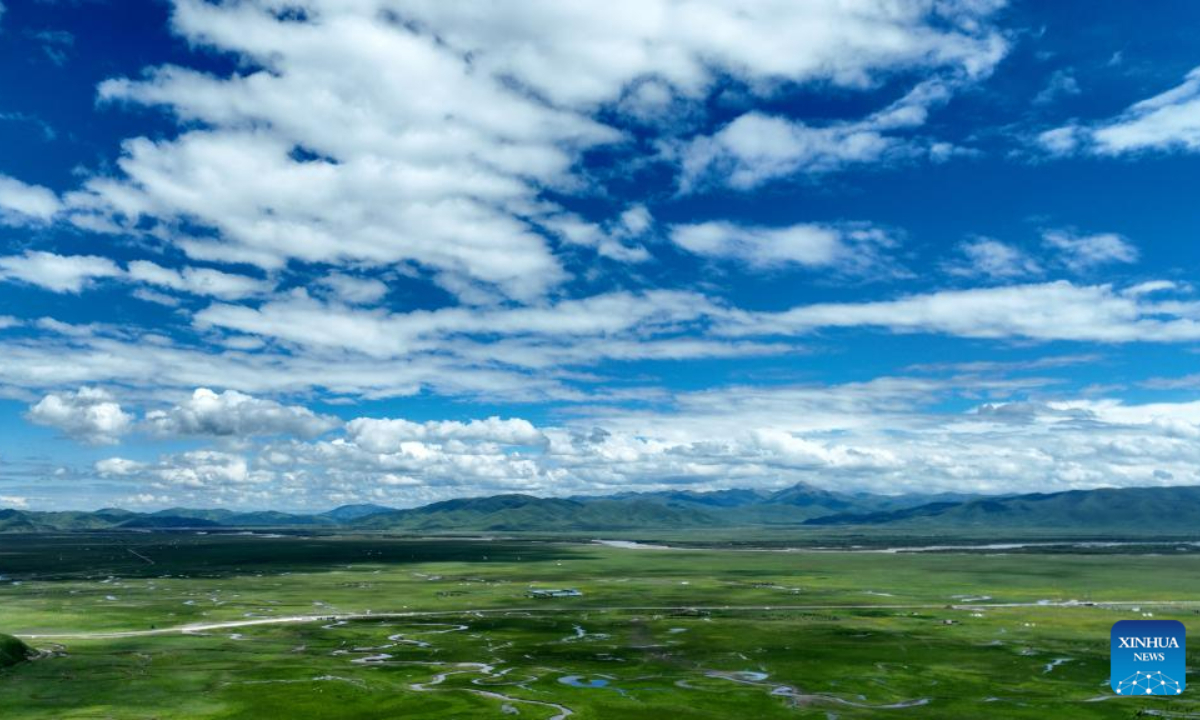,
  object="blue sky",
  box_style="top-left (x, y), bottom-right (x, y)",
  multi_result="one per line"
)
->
top-left (1, 0), bottom-right (1200, 511)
